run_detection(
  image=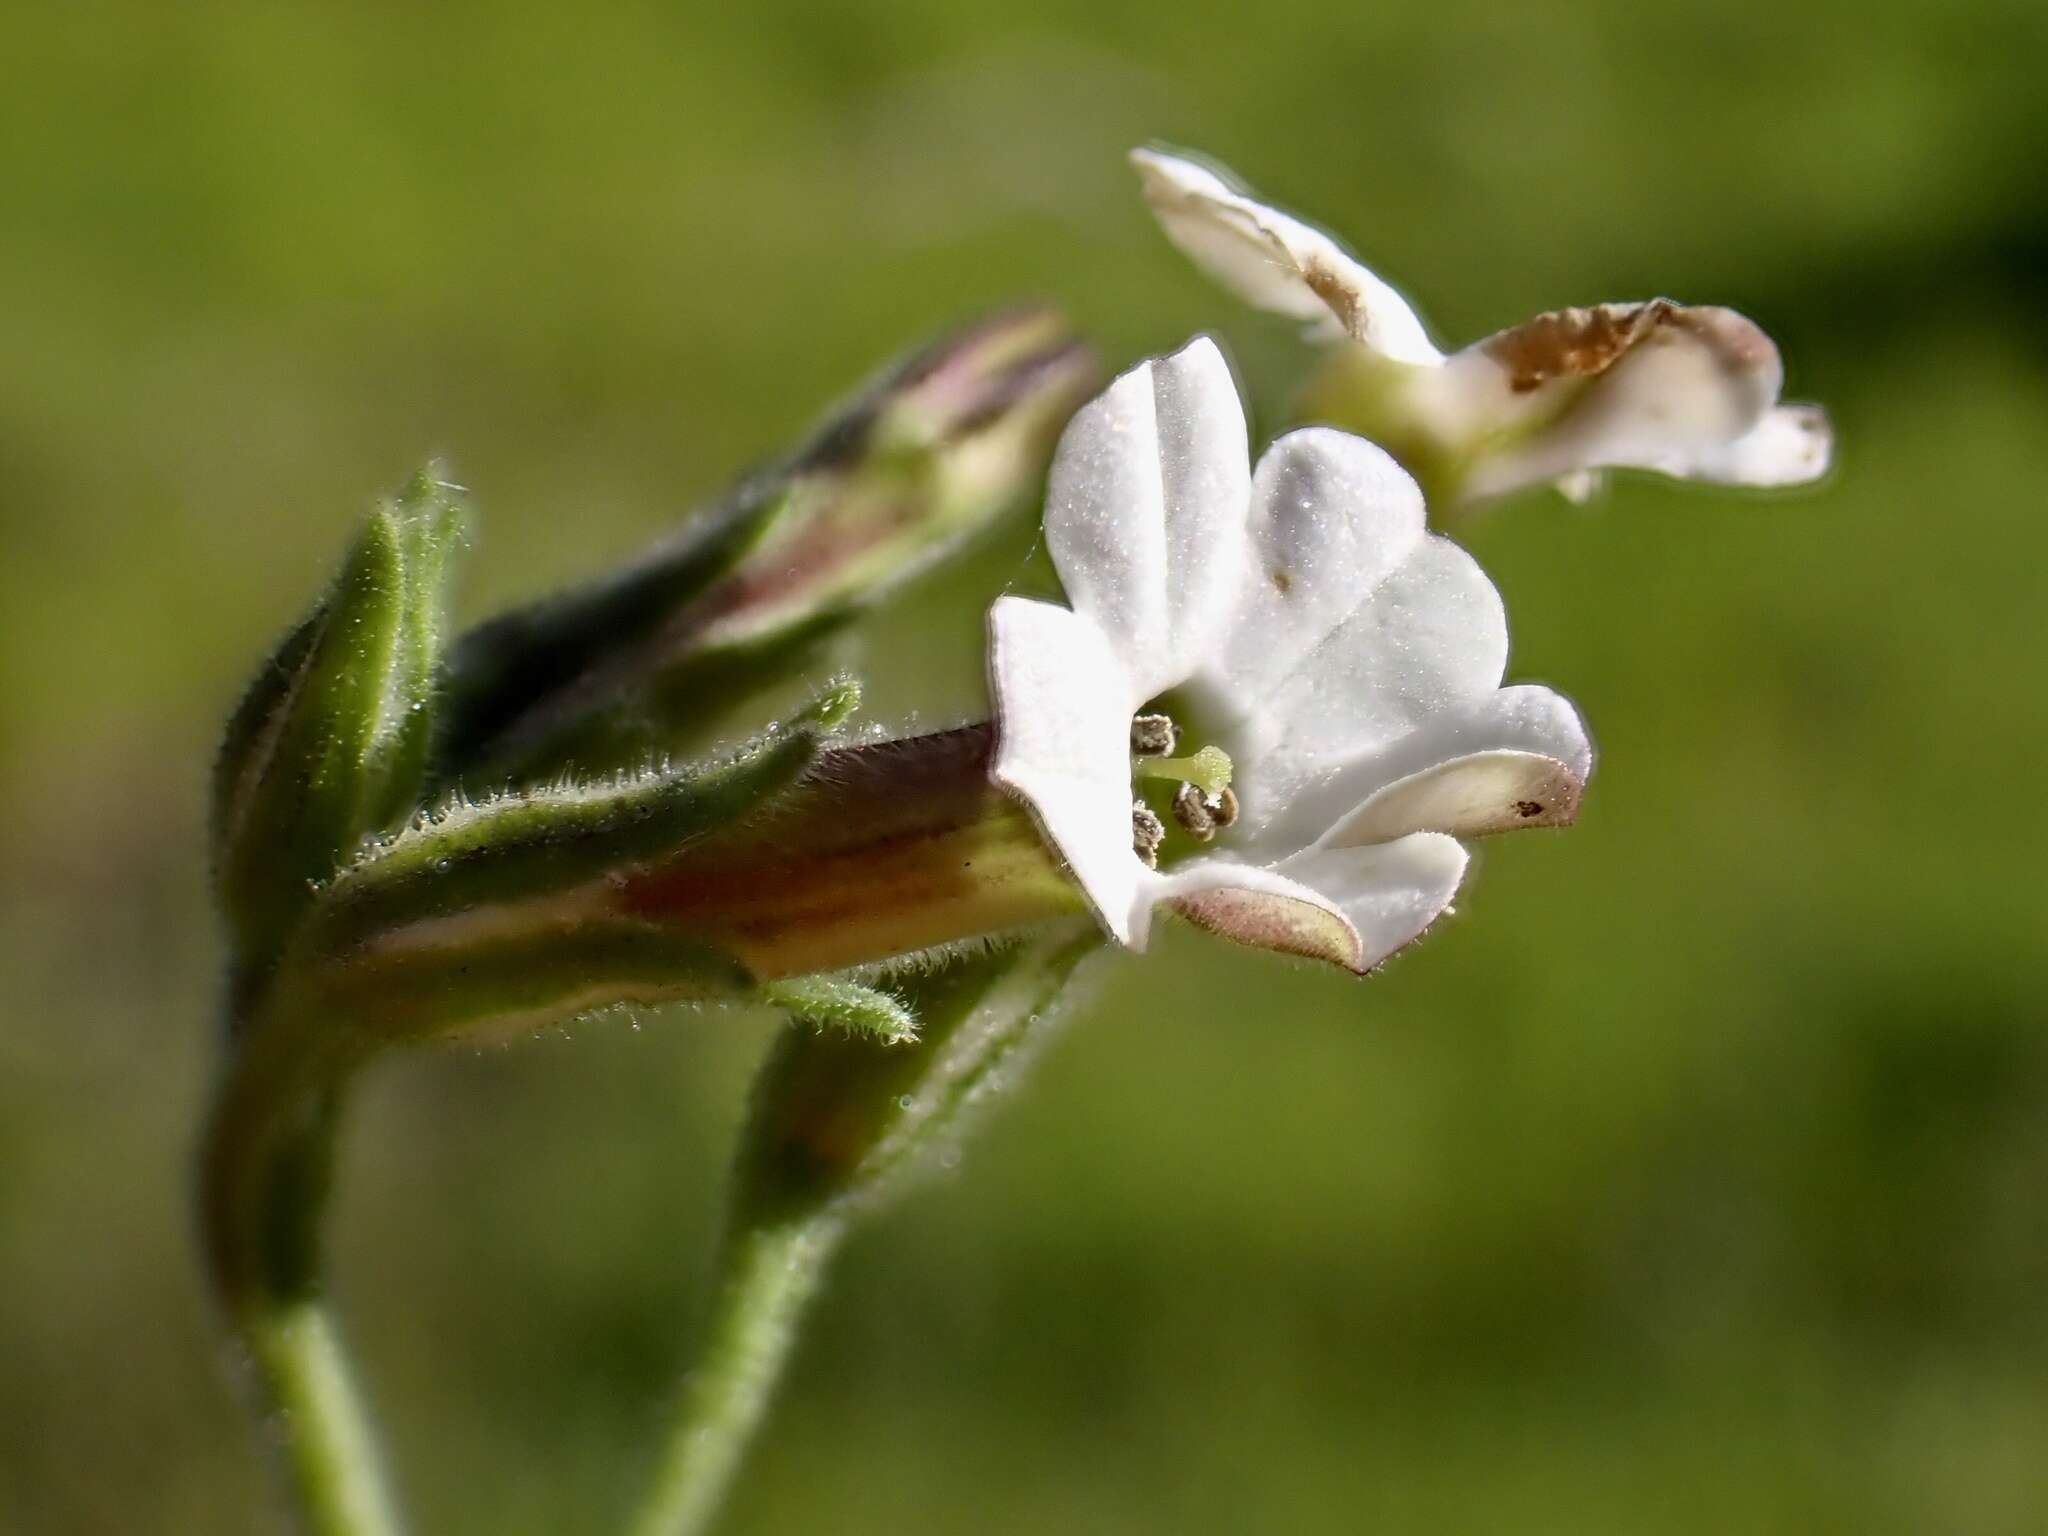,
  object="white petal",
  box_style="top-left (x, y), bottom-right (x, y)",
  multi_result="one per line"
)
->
top-left (1148, 860), bottom-right (1365, 973)
top-left (987, 596), bottom-right (1145, 943)
top-left (1246, 684), bottom-right (1592, 858)
top-left (1221, 530), bottom-right (1511, 843)
top-left (1273, 834), bottom-right (1471, 972)
top-left (1212, 428), bottom-right (1429, 706)
top-left (1130, 148), bottom-right (1444, 366)
top-left (1321, 750), bottom-right (1584, 846)
top-left (1043, 337), bottom-right (1251, 702)
top-left (1685, 403), bottom-right (1834, 486)
top-left (1448, 302), bottom-right (1787, 502)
